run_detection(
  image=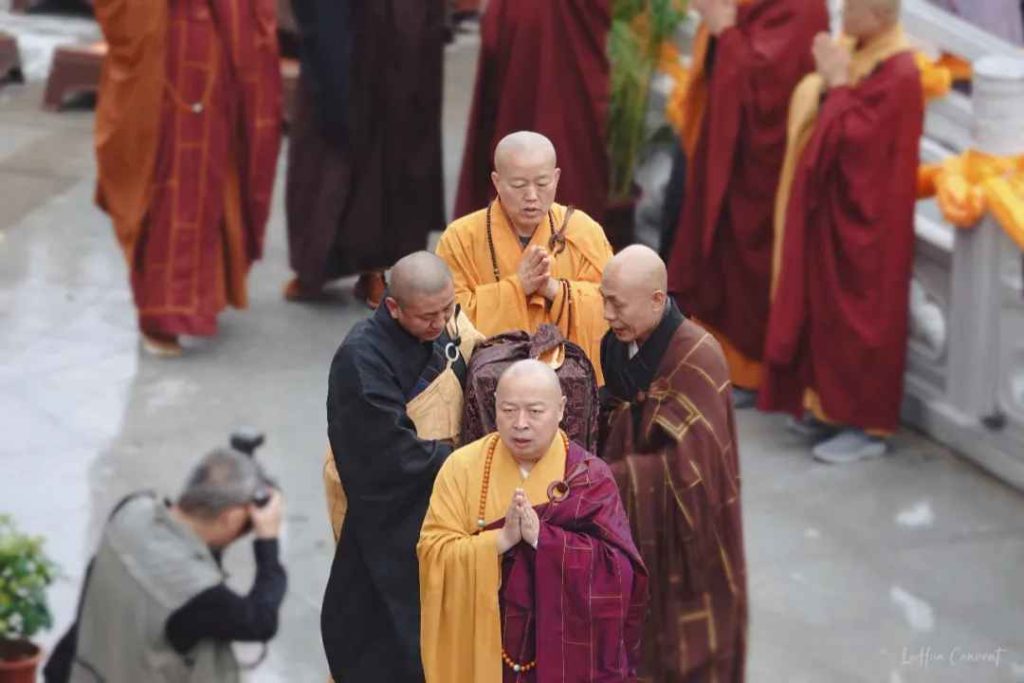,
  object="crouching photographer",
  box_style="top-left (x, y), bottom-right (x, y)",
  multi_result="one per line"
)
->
top-left (44, 444), bottom-right (286, 683)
